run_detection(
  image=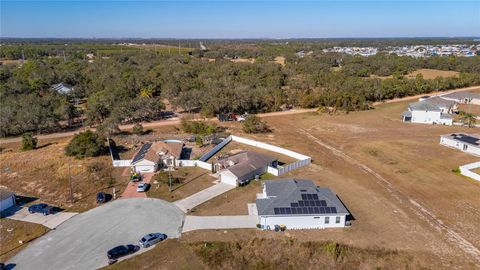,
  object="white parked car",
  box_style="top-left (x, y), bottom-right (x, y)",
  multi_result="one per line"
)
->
top-left (136, 183), bottom-right (149, 192)
top-left (236, 113), bottom-right (249, 122)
